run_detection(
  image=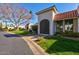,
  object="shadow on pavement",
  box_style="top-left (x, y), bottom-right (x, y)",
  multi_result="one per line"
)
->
top-left (4, 34), bottom-right (20, 37)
